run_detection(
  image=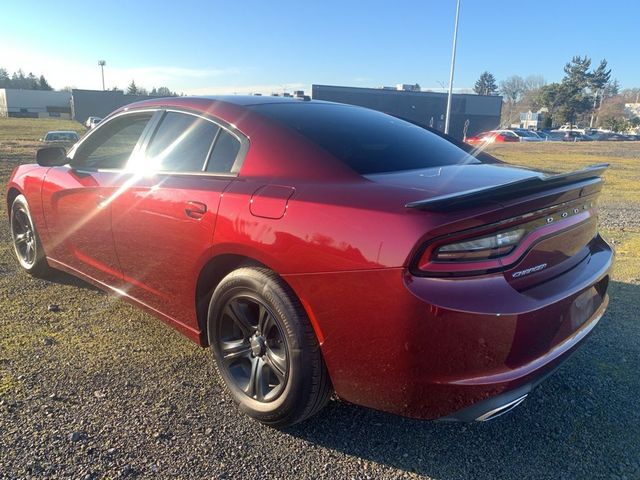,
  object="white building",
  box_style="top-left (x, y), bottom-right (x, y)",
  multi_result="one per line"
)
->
top-left (624, 103), bottom-right (640, 118)
top-left (0, 89), bottom-right (72, 119)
